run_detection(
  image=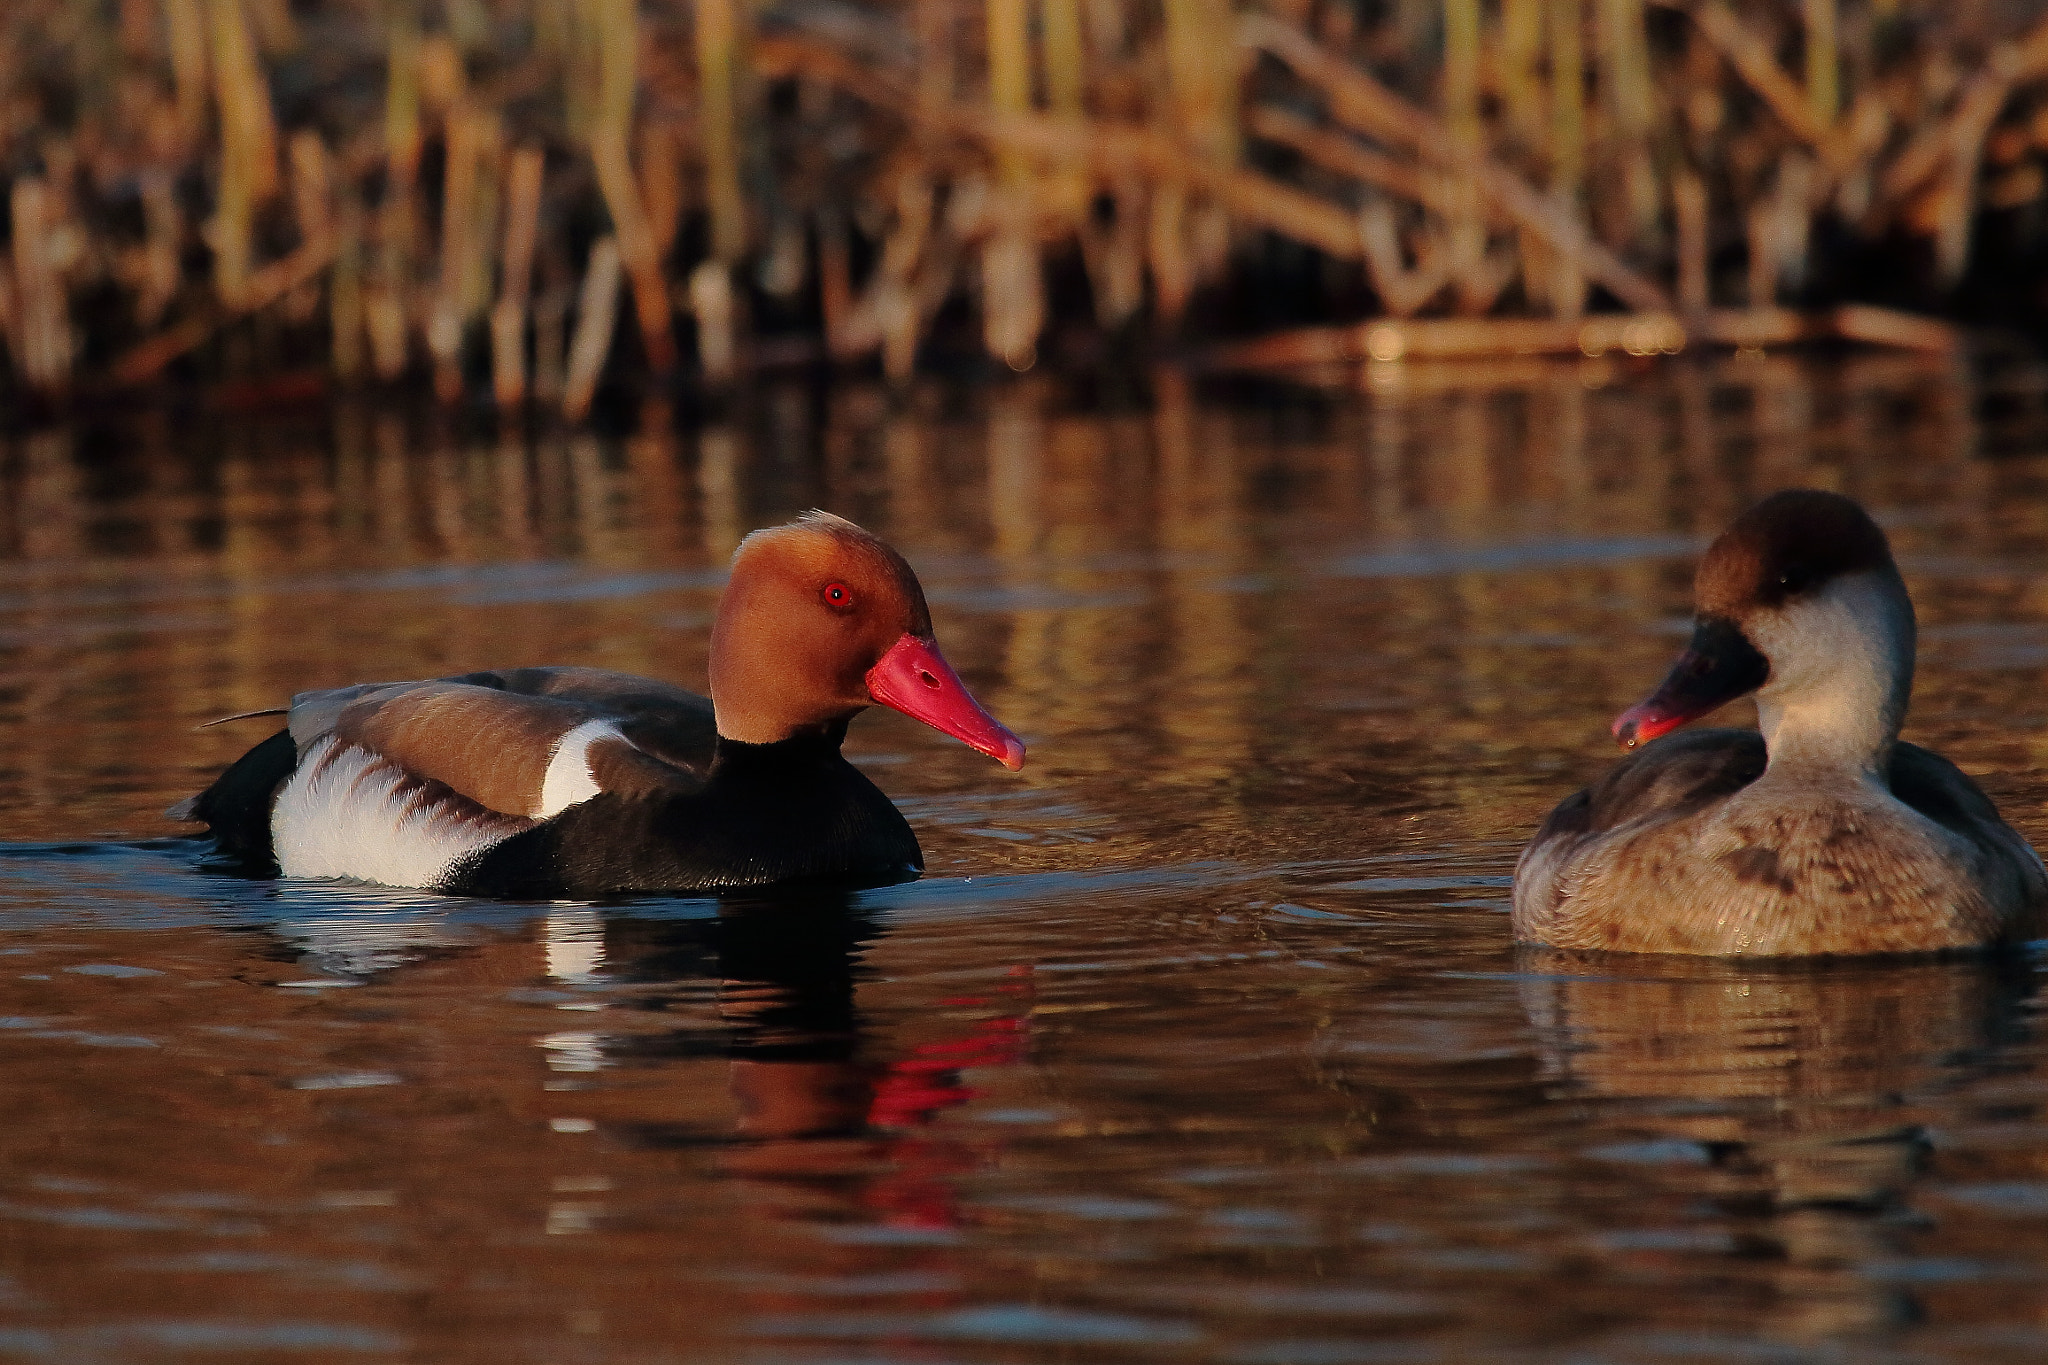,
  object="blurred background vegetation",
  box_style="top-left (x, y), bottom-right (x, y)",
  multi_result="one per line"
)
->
top-left (4, 0), bottom-right (2048, 417)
